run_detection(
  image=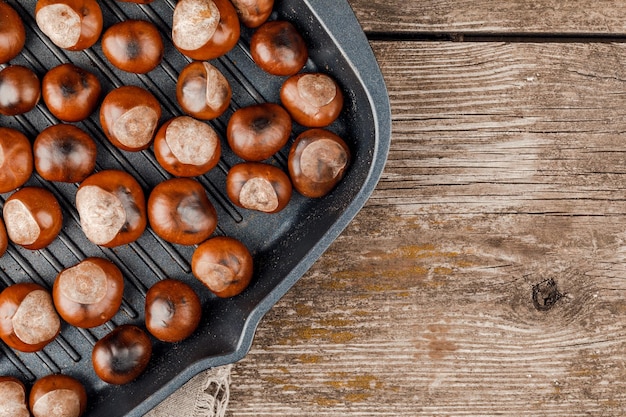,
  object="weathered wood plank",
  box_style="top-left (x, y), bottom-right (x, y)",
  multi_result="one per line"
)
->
top-left (226, 41), bottom-right (626, 416)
